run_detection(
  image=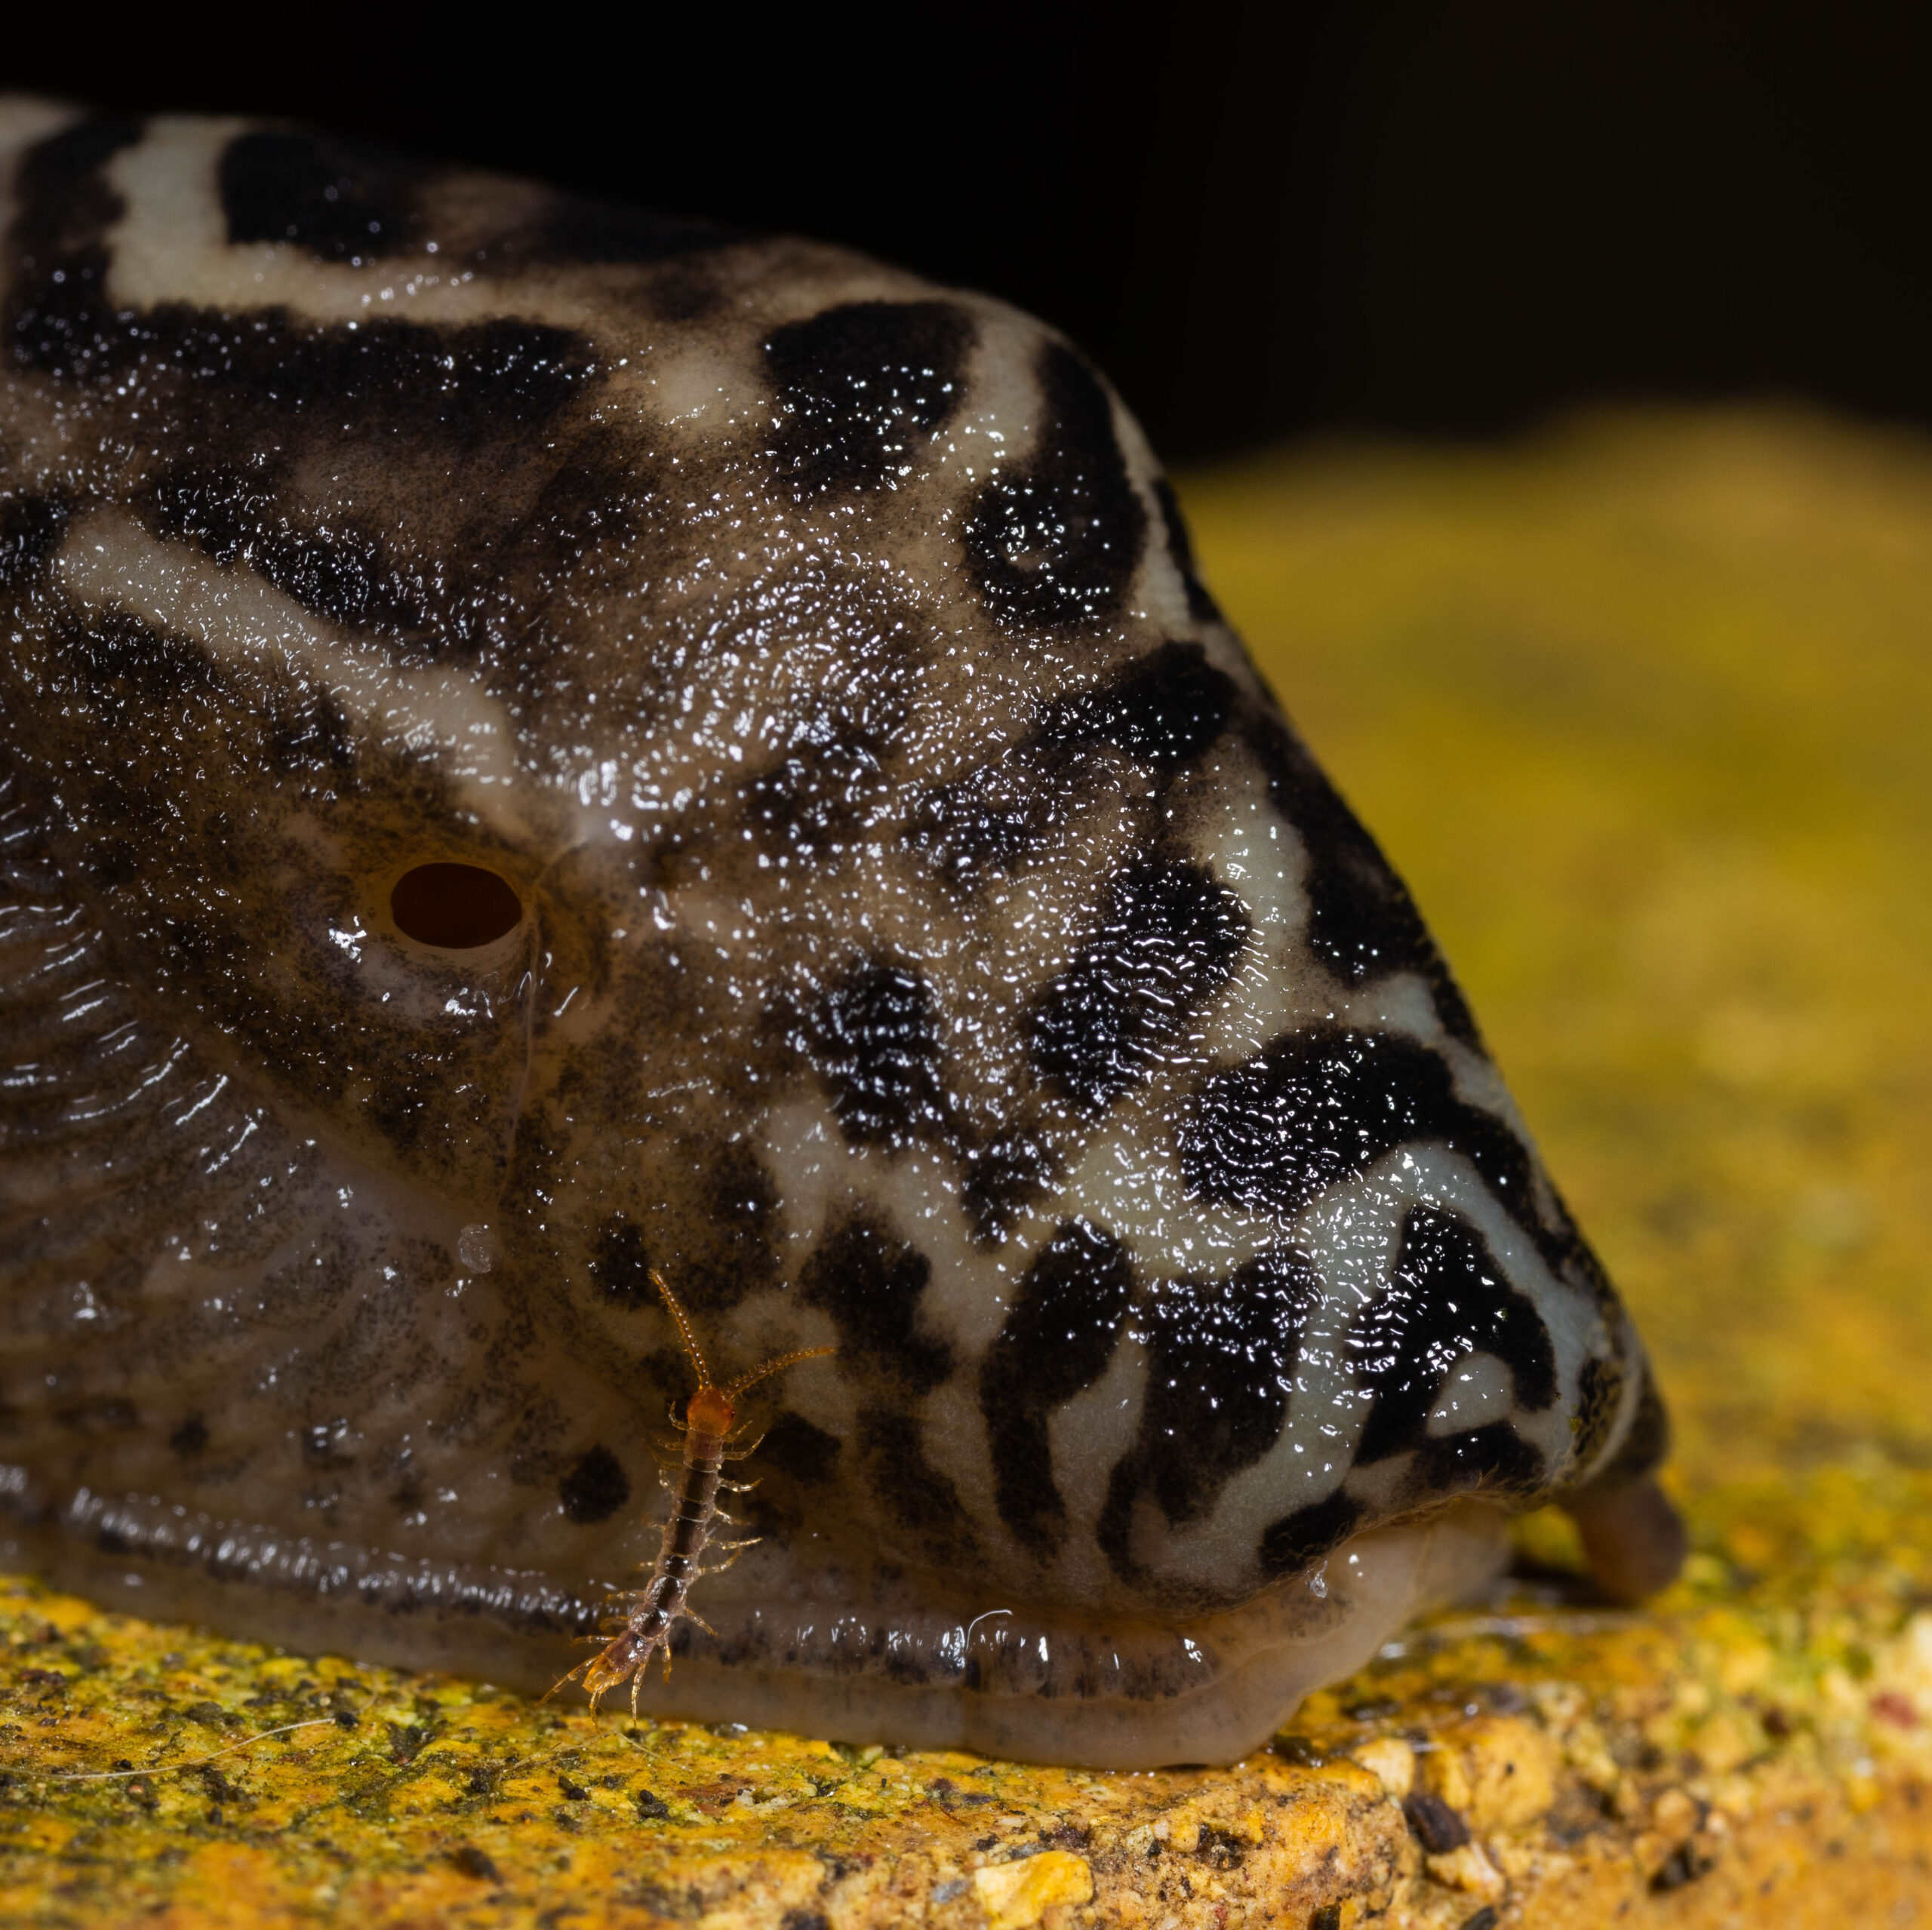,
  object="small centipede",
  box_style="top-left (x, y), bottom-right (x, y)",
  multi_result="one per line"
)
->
top-left (549, 1271), bottom-right (835, 1716)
